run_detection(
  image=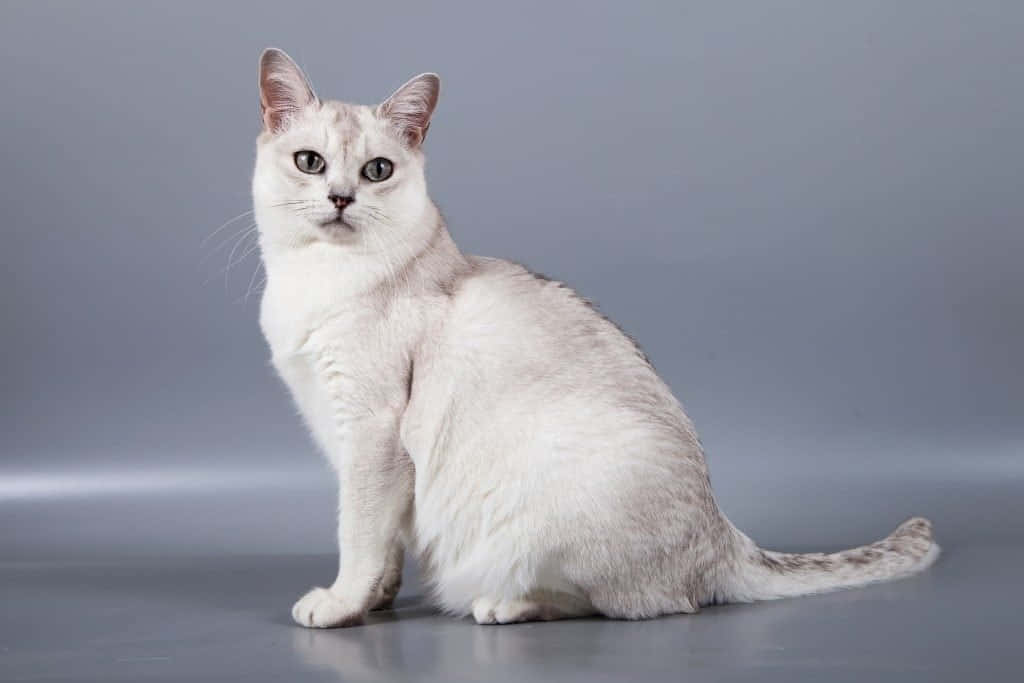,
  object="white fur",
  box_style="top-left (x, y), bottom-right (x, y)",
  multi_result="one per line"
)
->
top-left (251, 49), bottom-right (939, 628)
